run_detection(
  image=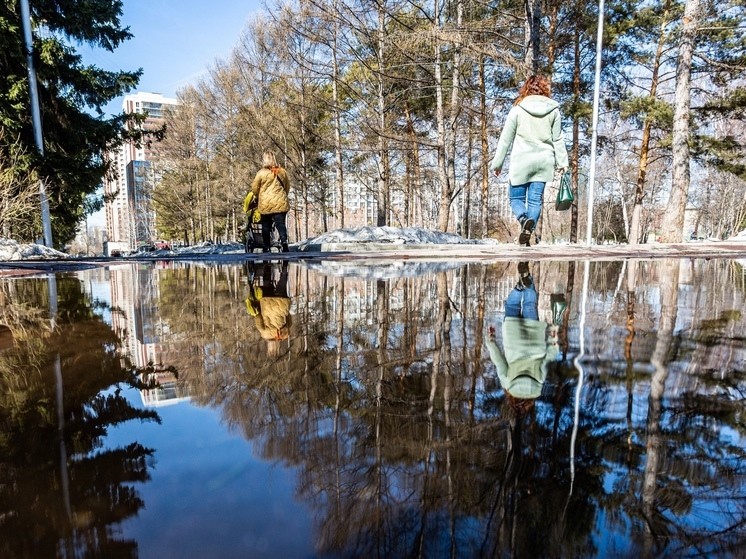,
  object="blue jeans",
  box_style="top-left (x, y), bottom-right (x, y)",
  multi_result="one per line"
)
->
top-left (505, 283), bottom-right (538, 320)
top-left (509, 181), bottom-right (546, 229)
